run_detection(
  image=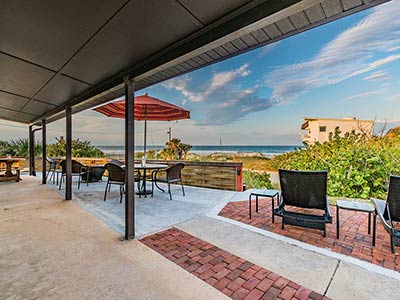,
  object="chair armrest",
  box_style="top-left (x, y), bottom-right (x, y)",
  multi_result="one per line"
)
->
top-left (372, 198), bottom-right (393, 233)
top-left (152, 168), bottom-right (167, 180)
top-left (151, 169), bottom-right (159, 181)
top-left (325, 197), bottom-right (332, 219)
